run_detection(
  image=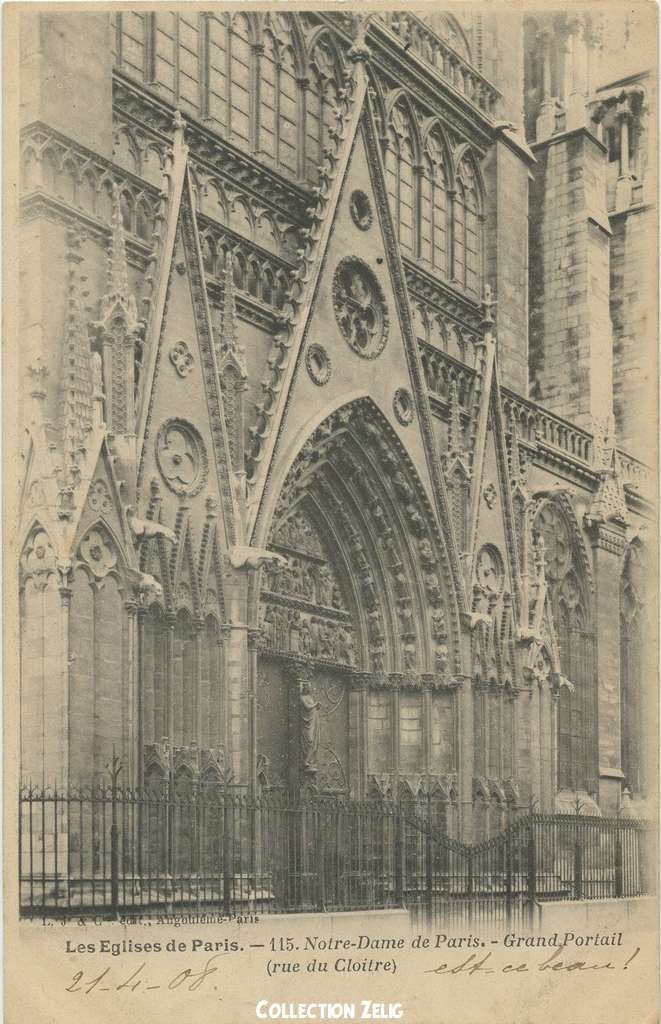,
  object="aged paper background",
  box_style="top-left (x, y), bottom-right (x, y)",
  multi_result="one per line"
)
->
top-left (3, 2), bottom-right (659, 1022)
